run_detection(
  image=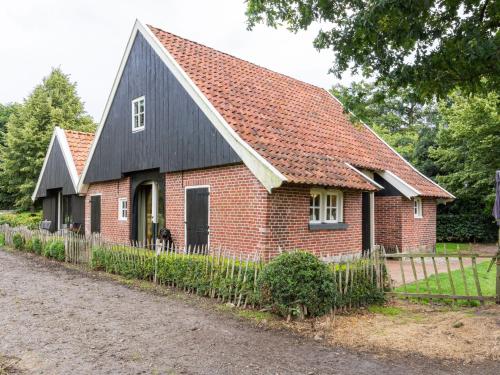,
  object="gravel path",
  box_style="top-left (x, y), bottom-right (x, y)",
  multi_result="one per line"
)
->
top-left (0, 249), bottom-right (497, 375)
